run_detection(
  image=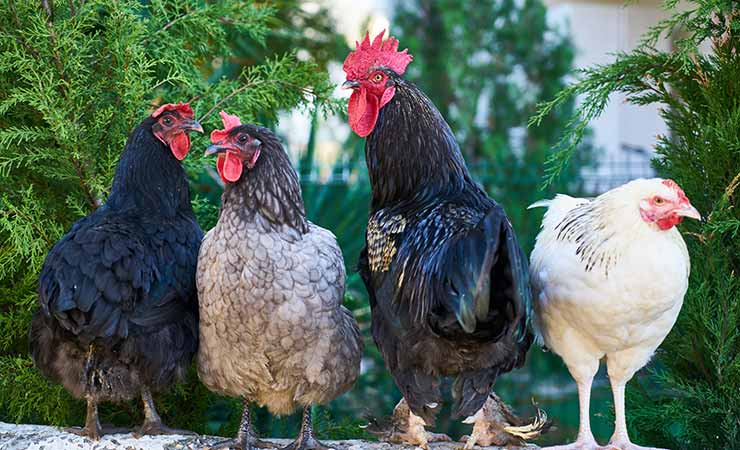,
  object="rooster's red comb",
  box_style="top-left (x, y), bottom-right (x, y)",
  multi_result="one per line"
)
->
top-left (152, 102), bottom-right (194, 119)
top-left (210, 111), bottom-right (242, 143)
top-left (343, 30), bottom-right (413, 80)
